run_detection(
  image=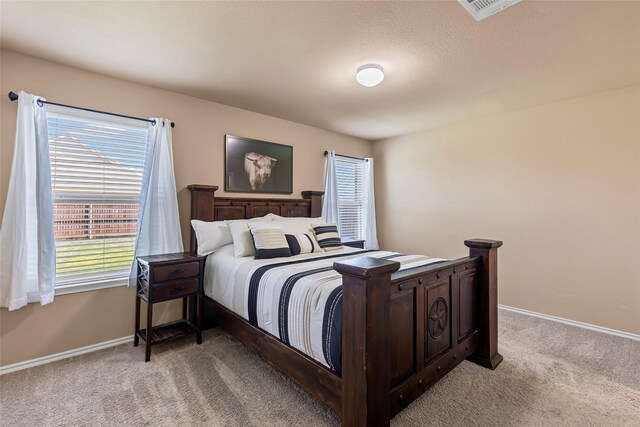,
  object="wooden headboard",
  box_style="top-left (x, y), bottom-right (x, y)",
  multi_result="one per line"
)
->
top-left (187, 184), bottom-right (324, 253)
